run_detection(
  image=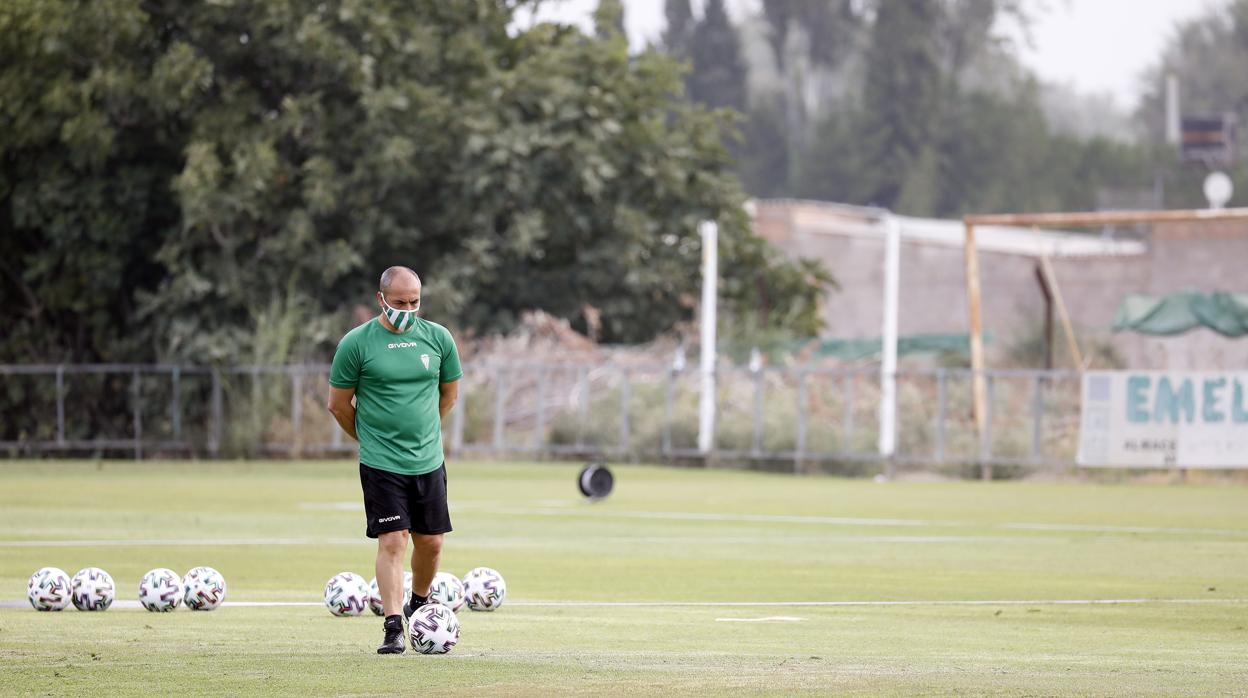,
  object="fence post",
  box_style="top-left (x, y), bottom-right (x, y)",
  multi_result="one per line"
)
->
top-left (751, 367), bottom-right (764, 457)
top-left (795, 370), bottom-right (807, 474)
top-left (1031, 373), bottom-right (1045, 463)
top-left (934, 369), bottom-right (947, 463)
top-left (55, 365), bottom-right (66, 446)
top-left (576, 366), bottom-right (590, 451)
top-left (131, 368), bottom-right (143, 460)
top-left (209, 368), bottom-right (223, 458)
top-left (493, 365), bottom-right (506, 456)
top-left (171, 366), bottom-right (182, 442)
top-left (534, 366), bottom-right (548, 457)
top-left (451, 376), bottom-right (465, 456)
top-left (662, 367), bottom-right (675, 457)
top-left (619, 368), bottom-right (631, 459)
top-left (841, 372), bottom-right (855, 454)
top-left (981, 374), bottom-right (995, 480)
top-left (291, 370), bottom-right (303, 458)
top-left (250, 366), bottom-right (262, 454)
